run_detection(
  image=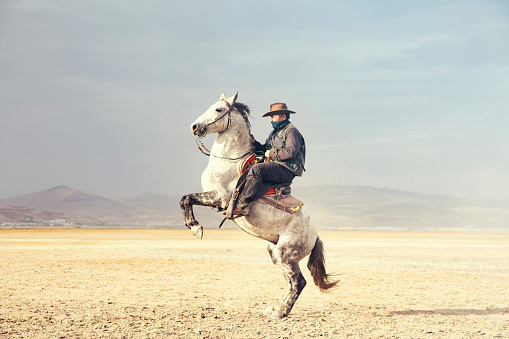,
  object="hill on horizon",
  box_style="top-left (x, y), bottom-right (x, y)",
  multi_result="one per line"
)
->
top-left (0, 205), bottom-right (100, 225)
top-left (0, 185), bottom-right (223, 227)
top-left (1, 184), bottom-right (508, 230)
top-left (0, 185), bottom-right (139, 222)
top-left (293, 185), bottom-right (509, 229)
